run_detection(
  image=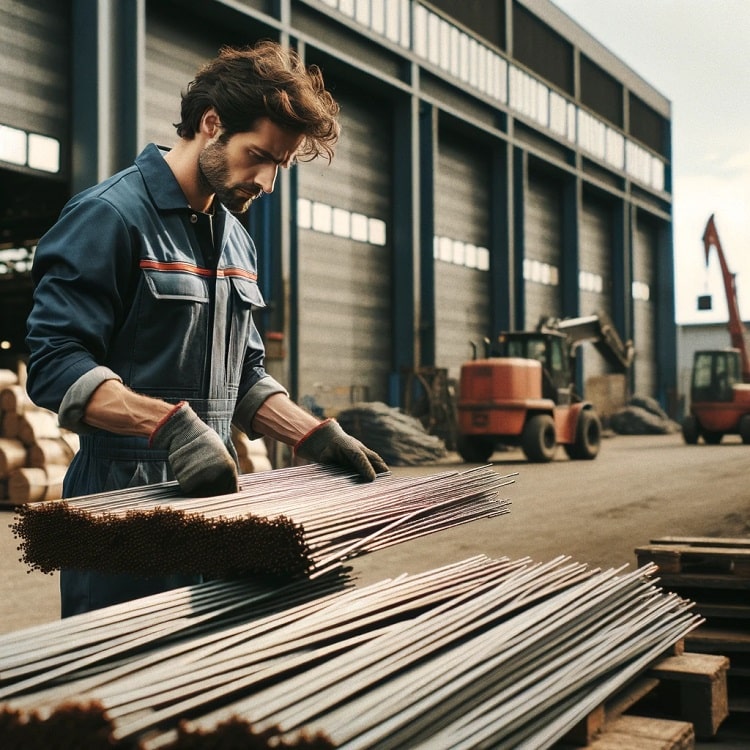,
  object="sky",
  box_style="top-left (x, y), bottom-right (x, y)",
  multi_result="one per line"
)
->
top-left (550, 0), bottom-right (750, 324)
